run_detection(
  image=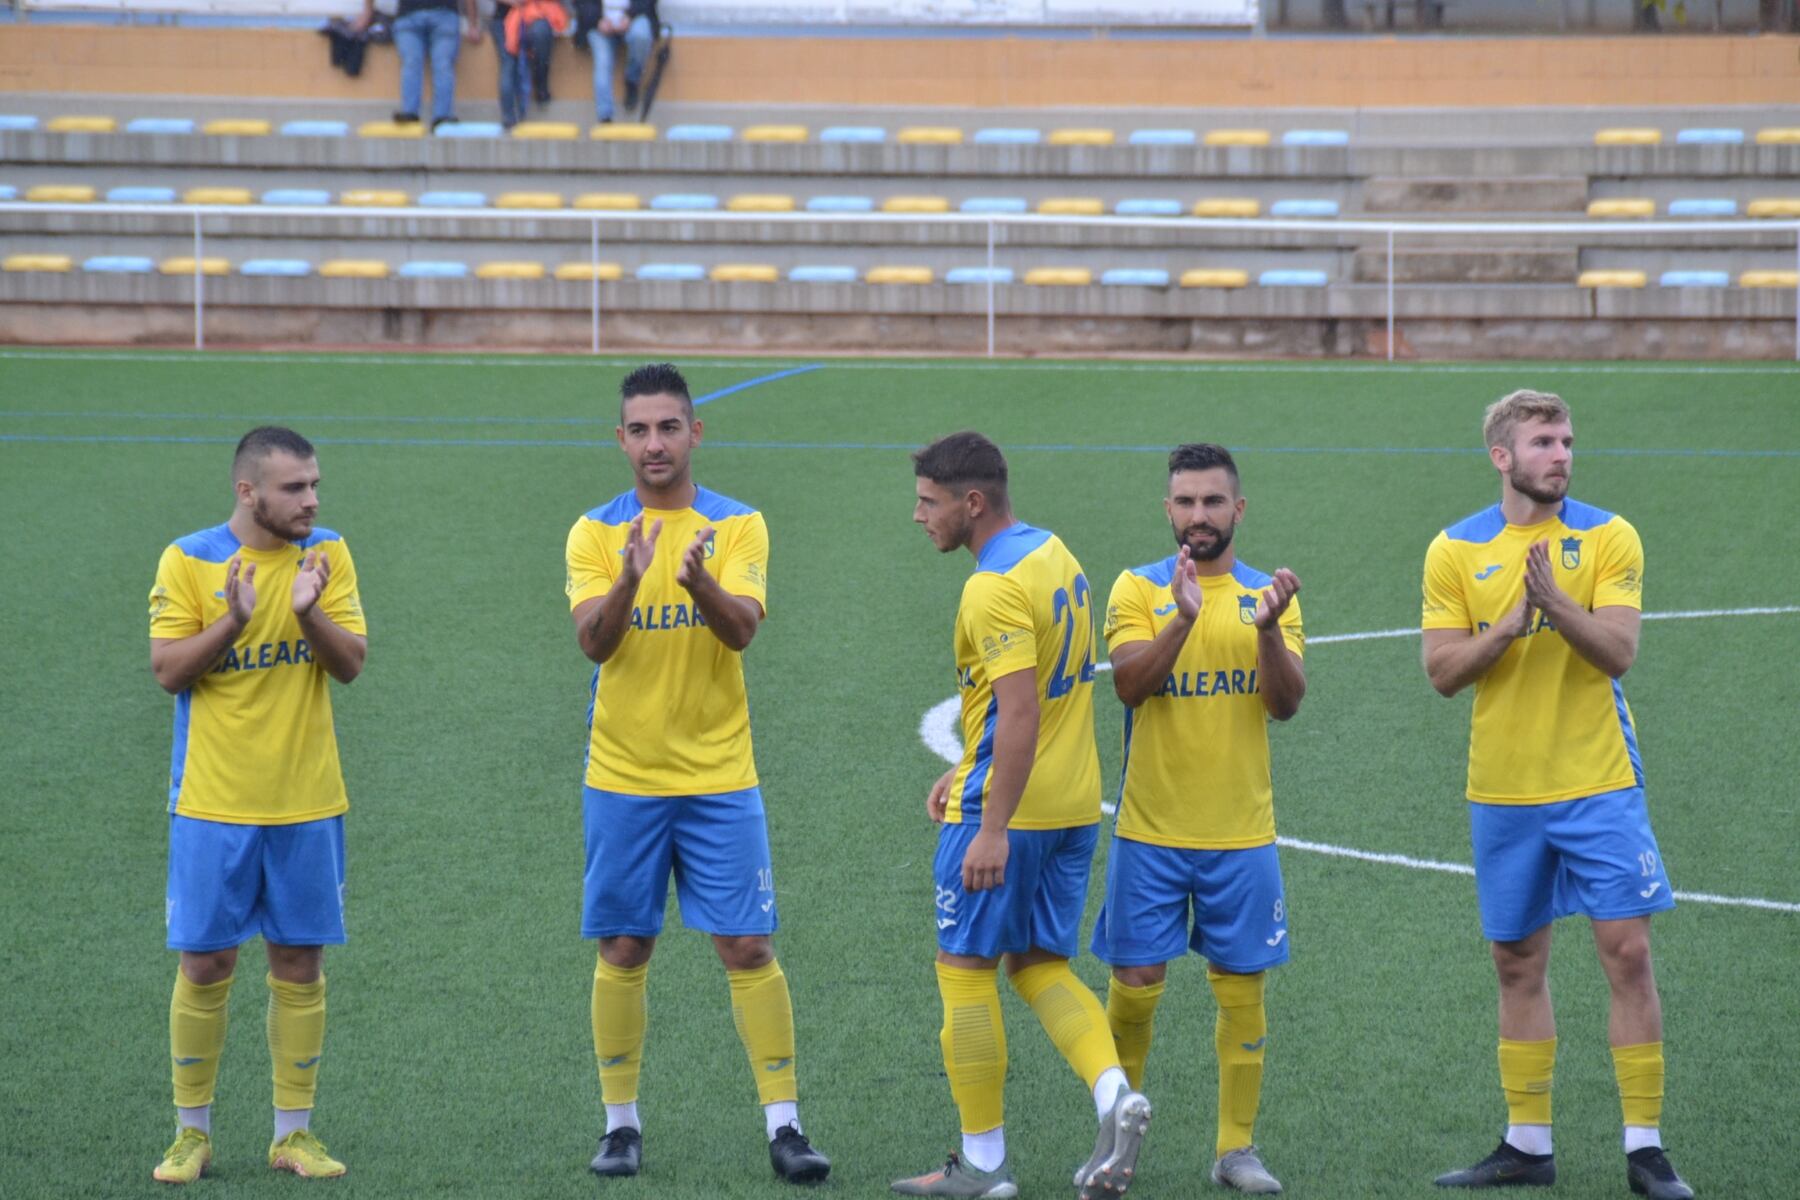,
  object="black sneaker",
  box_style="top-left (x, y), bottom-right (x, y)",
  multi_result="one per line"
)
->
top-left (1627, 1147), bottom-right (1694, 1200)
top-left (432, 116), bottom-right (459, 132)
top-left (623, 81), bottom-right (640, 112)
top-left (1435, 1142), bottom-right (1556, 1188)
top-left (391, 111), bottom-right (420, 124)
top-left (590, 1127), bottom-right (642, 1177)
top-left (770, 1124), bottom-right (830, 1184)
